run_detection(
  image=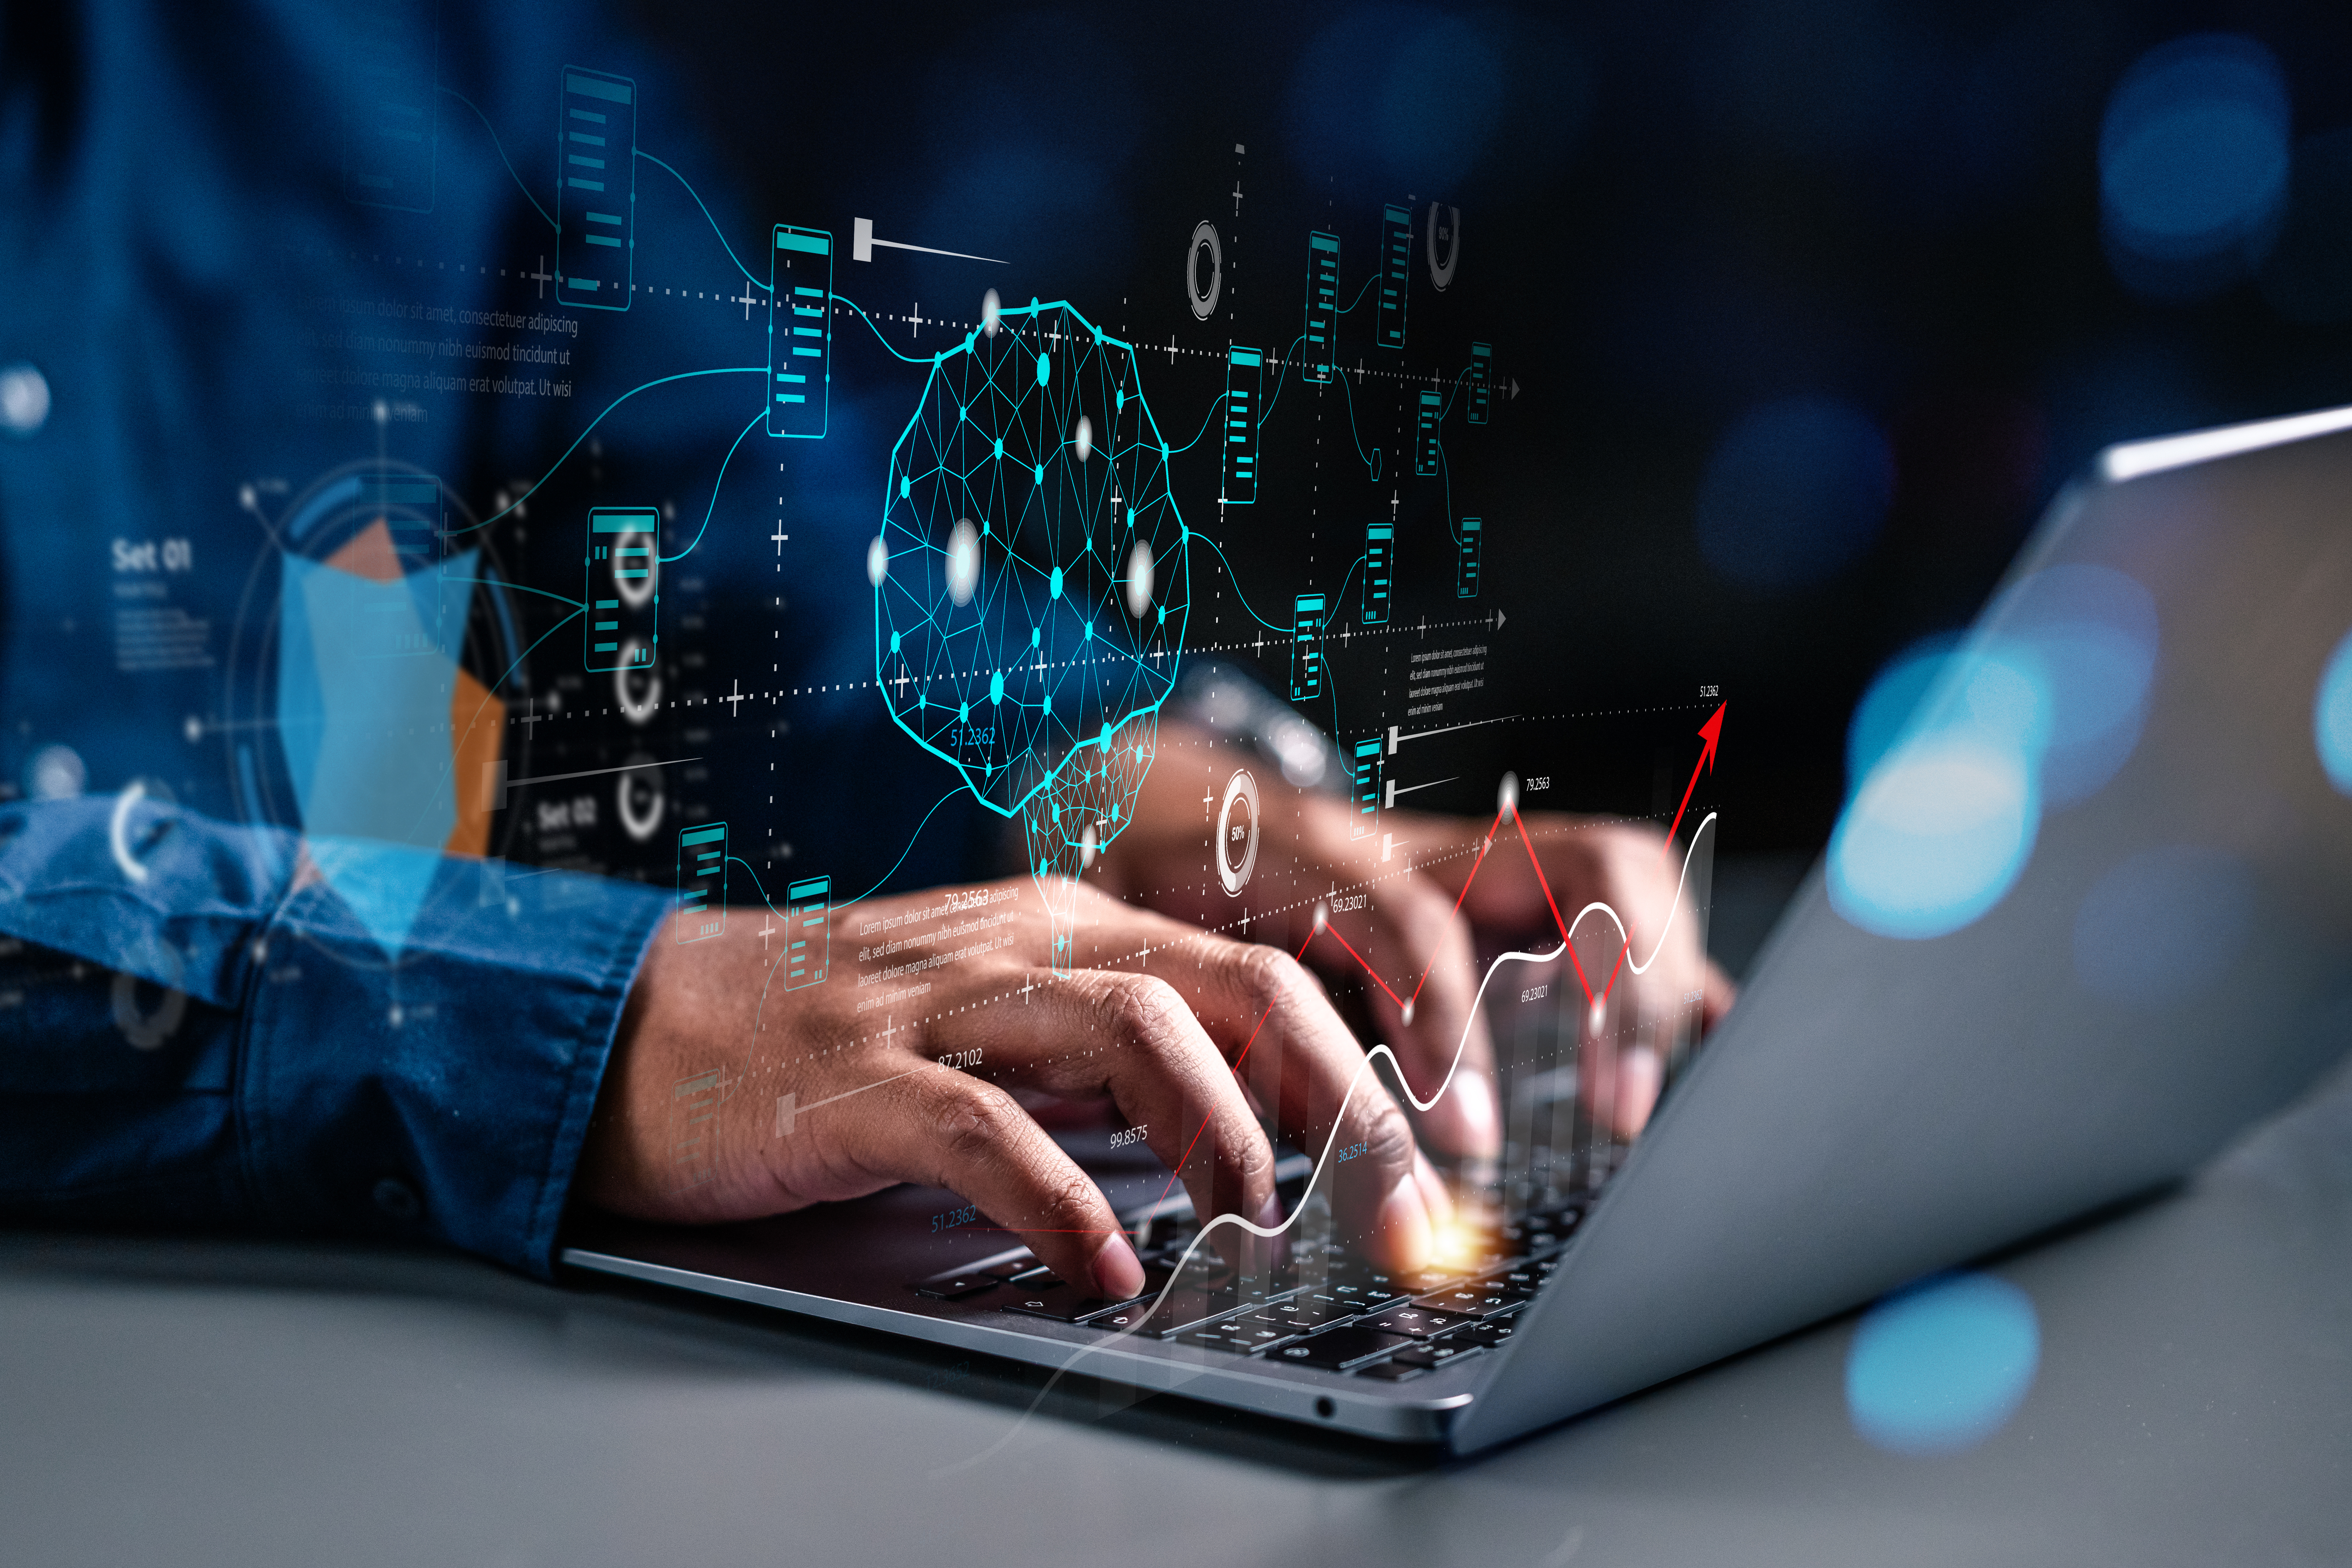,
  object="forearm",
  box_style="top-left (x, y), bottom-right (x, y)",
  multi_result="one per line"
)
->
top-left (0, 796), bottom-right (665, 1274)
